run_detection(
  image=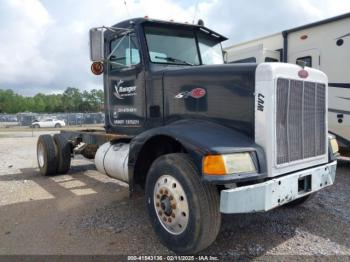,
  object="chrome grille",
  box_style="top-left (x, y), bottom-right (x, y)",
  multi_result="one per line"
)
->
top-left (276, 78), bottom-right (326, 165)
